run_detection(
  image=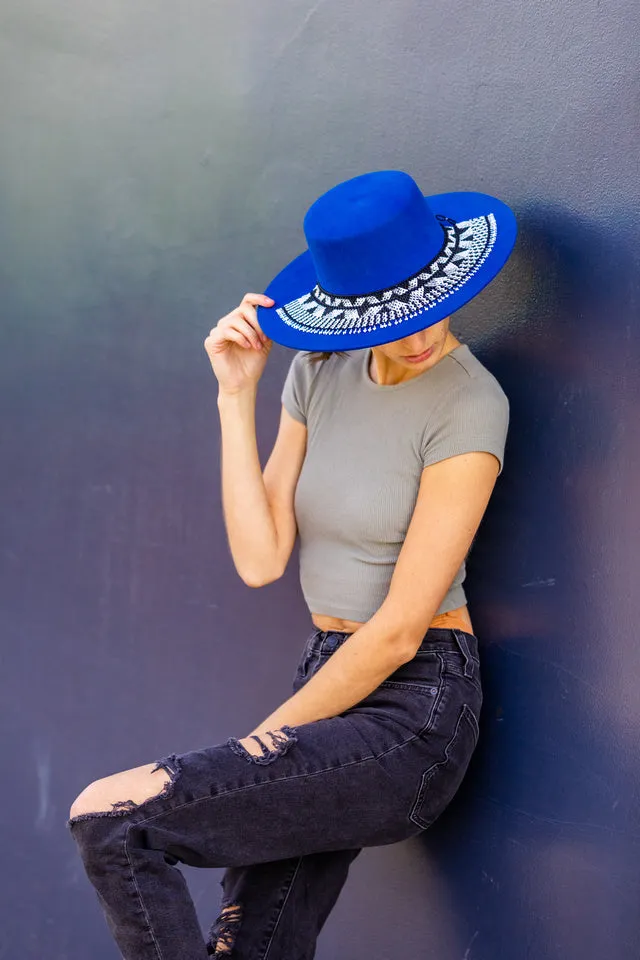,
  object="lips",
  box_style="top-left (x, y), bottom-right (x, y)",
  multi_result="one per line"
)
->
top-left (405, 347), bottom-right (433, 362)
